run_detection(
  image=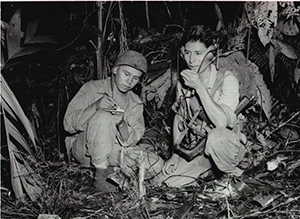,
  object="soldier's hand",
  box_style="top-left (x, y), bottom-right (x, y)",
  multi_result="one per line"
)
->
top-left (94, 93), bottom-right (117, 111)
top-left (180, 69), bottom-right (203, 90)
top-left (163, 154), bottom-right (180, 175)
